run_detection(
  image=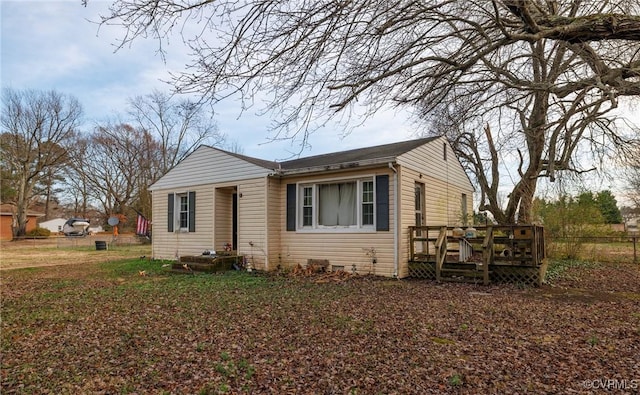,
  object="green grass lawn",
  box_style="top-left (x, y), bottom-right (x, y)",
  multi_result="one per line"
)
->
top-left (2, 257), bottom-right (639, 394)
